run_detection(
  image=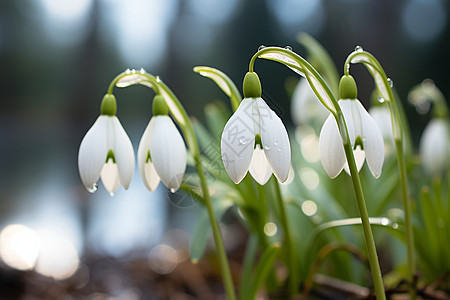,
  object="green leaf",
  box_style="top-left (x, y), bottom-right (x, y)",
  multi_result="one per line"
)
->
top-left (193, 66), bottom-right (242, 111)
top-left (189, 199), bottom-right (234, 263)
top-left (244, 244), bottom-right (280, 300)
